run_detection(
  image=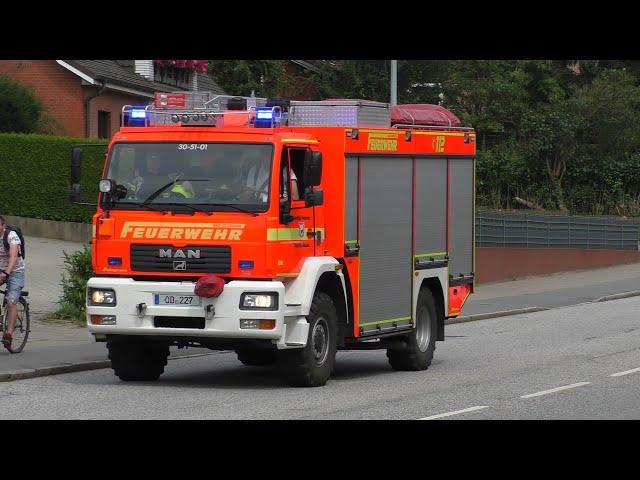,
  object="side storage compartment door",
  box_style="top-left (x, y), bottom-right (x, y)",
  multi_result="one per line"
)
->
top-left (448, 157), bottom-right (475, 282)
top-left (358, 156), bottom-right (413, 335)
top-left (415, 157), bottom-right (448, 261)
